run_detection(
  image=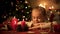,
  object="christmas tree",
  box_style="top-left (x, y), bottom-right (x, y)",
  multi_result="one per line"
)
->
top-left (0, 0), bottom-right (31, 23)
top-left (16, 0), bottom-right (31, 21)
